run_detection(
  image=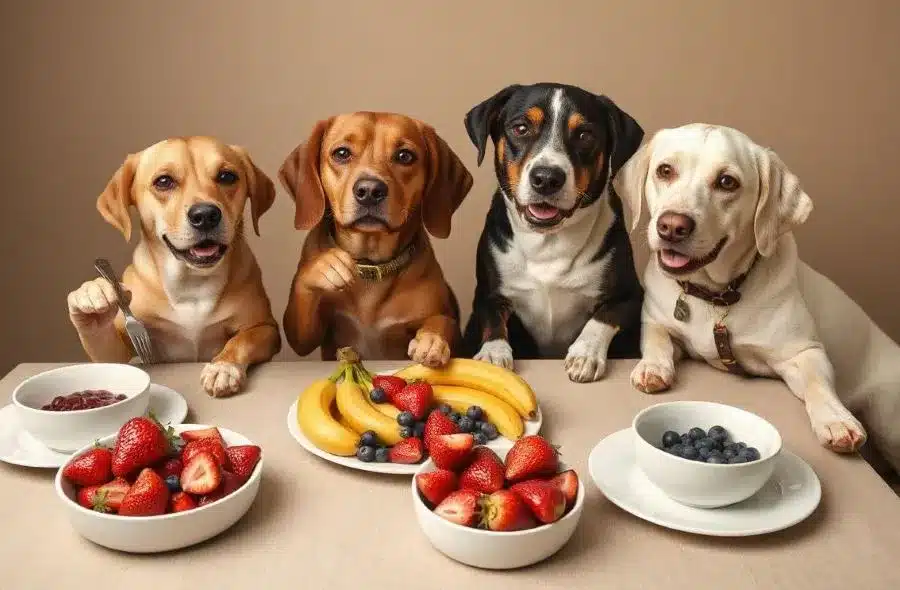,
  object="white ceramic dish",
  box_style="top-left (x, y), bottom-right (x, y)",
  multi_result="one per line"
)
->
top-left (1, 383), bottom-right (188, 469)
top-left (411, 441), bottom-right (584, 569)
top-left (55, 423), bottom-right (262, 554)
top-left (12, 363), bottom-right (152, 453)
top-left (287, 398), bottom-right (542, 475)
top-left (589, 428), bottom-right (821, 536)
top-left (632, 401), bottom-right (782, 508)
